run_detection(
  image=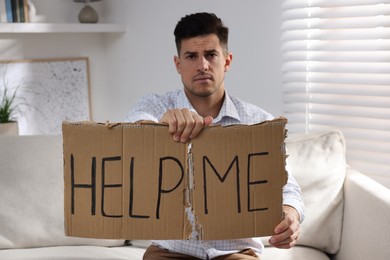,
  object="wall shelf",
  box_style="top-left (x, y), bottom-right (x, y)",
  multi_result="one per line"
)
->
top-left (0, 23), bottom-right (127, 33)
